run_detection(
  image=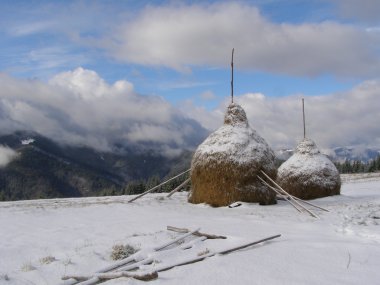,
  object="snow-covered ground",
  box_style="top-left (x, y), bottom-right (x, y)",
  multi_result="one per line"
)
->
top-left (1, 173), bottom-right (379, 285)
